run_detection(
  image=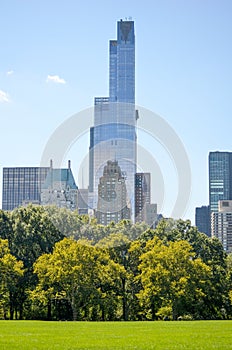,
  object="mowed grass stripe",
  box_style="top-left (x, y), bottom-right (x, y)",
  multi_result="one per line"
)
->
top-left (0, 321), bottom-right (231, 349)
